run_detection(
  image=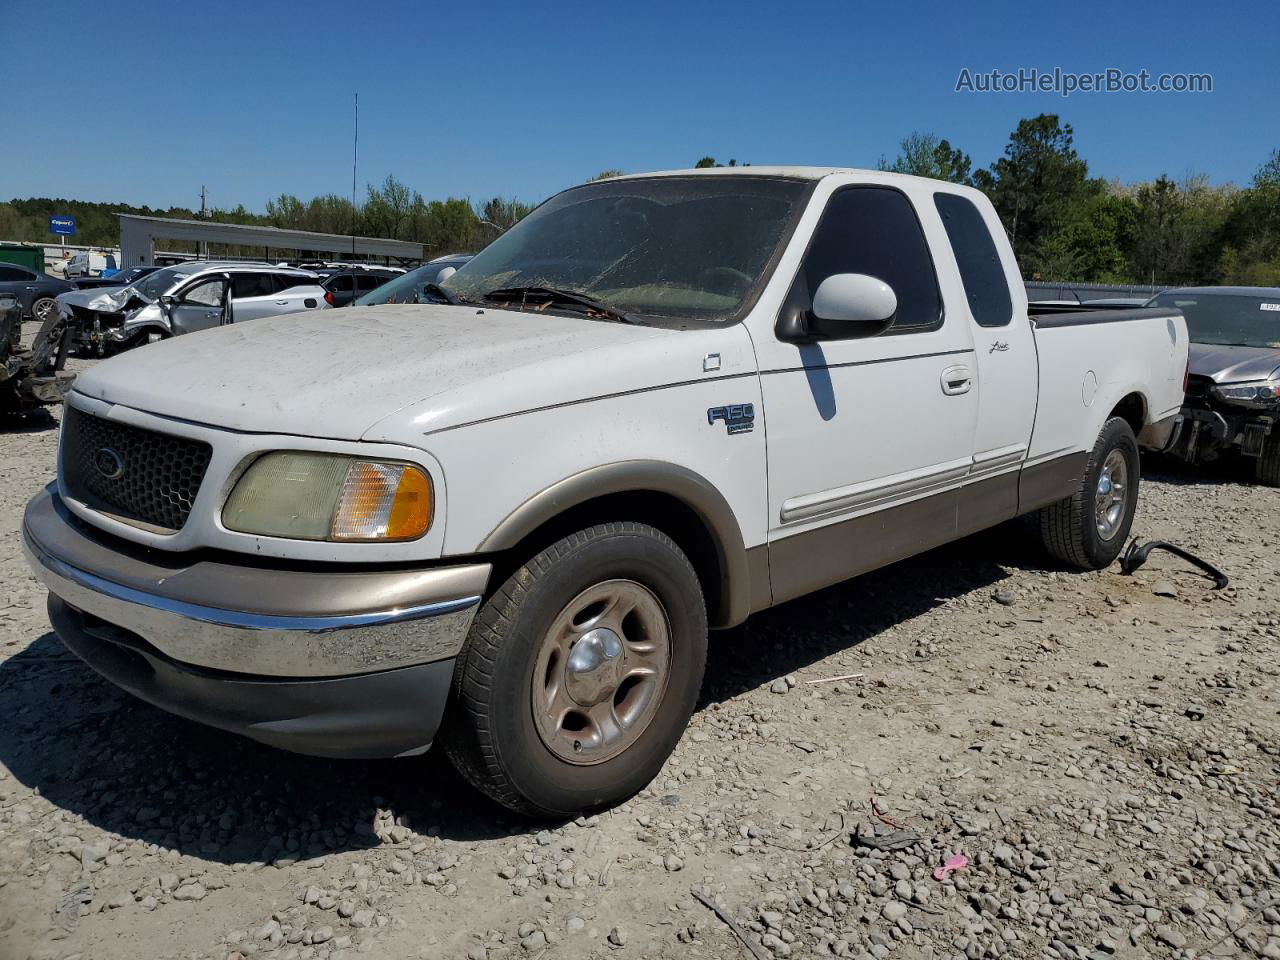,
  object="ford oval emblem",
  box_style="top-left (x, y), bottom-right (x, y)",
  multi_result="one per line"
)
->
top-left (94, 447), bottom-right (125, 480)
